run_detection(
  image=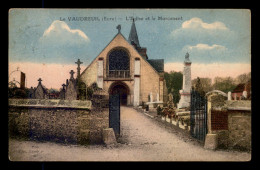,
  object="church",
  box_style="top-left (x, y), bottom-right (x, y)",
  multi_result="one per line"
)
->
top-left (80, 20), bottom-right (167, 106)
